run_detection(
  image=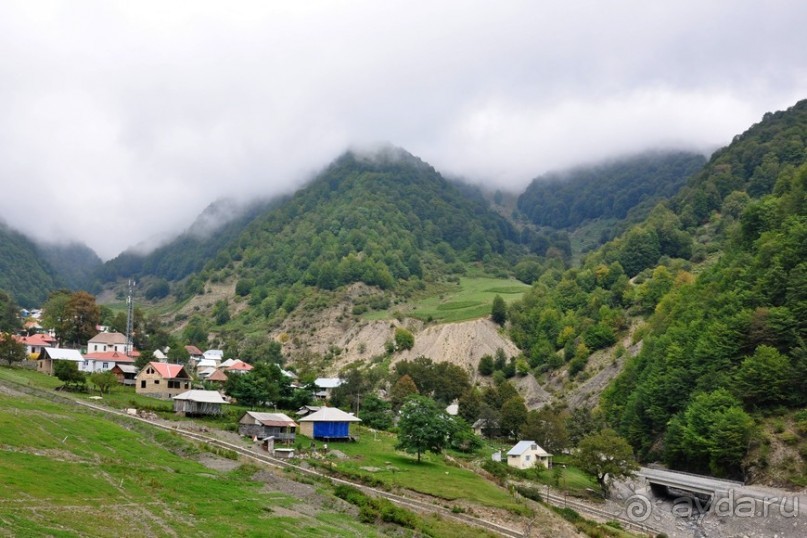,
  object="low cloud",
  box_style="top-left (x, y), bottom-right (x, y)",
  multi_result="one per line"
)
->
top-left (0, 1), bottom-right (804, 259)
